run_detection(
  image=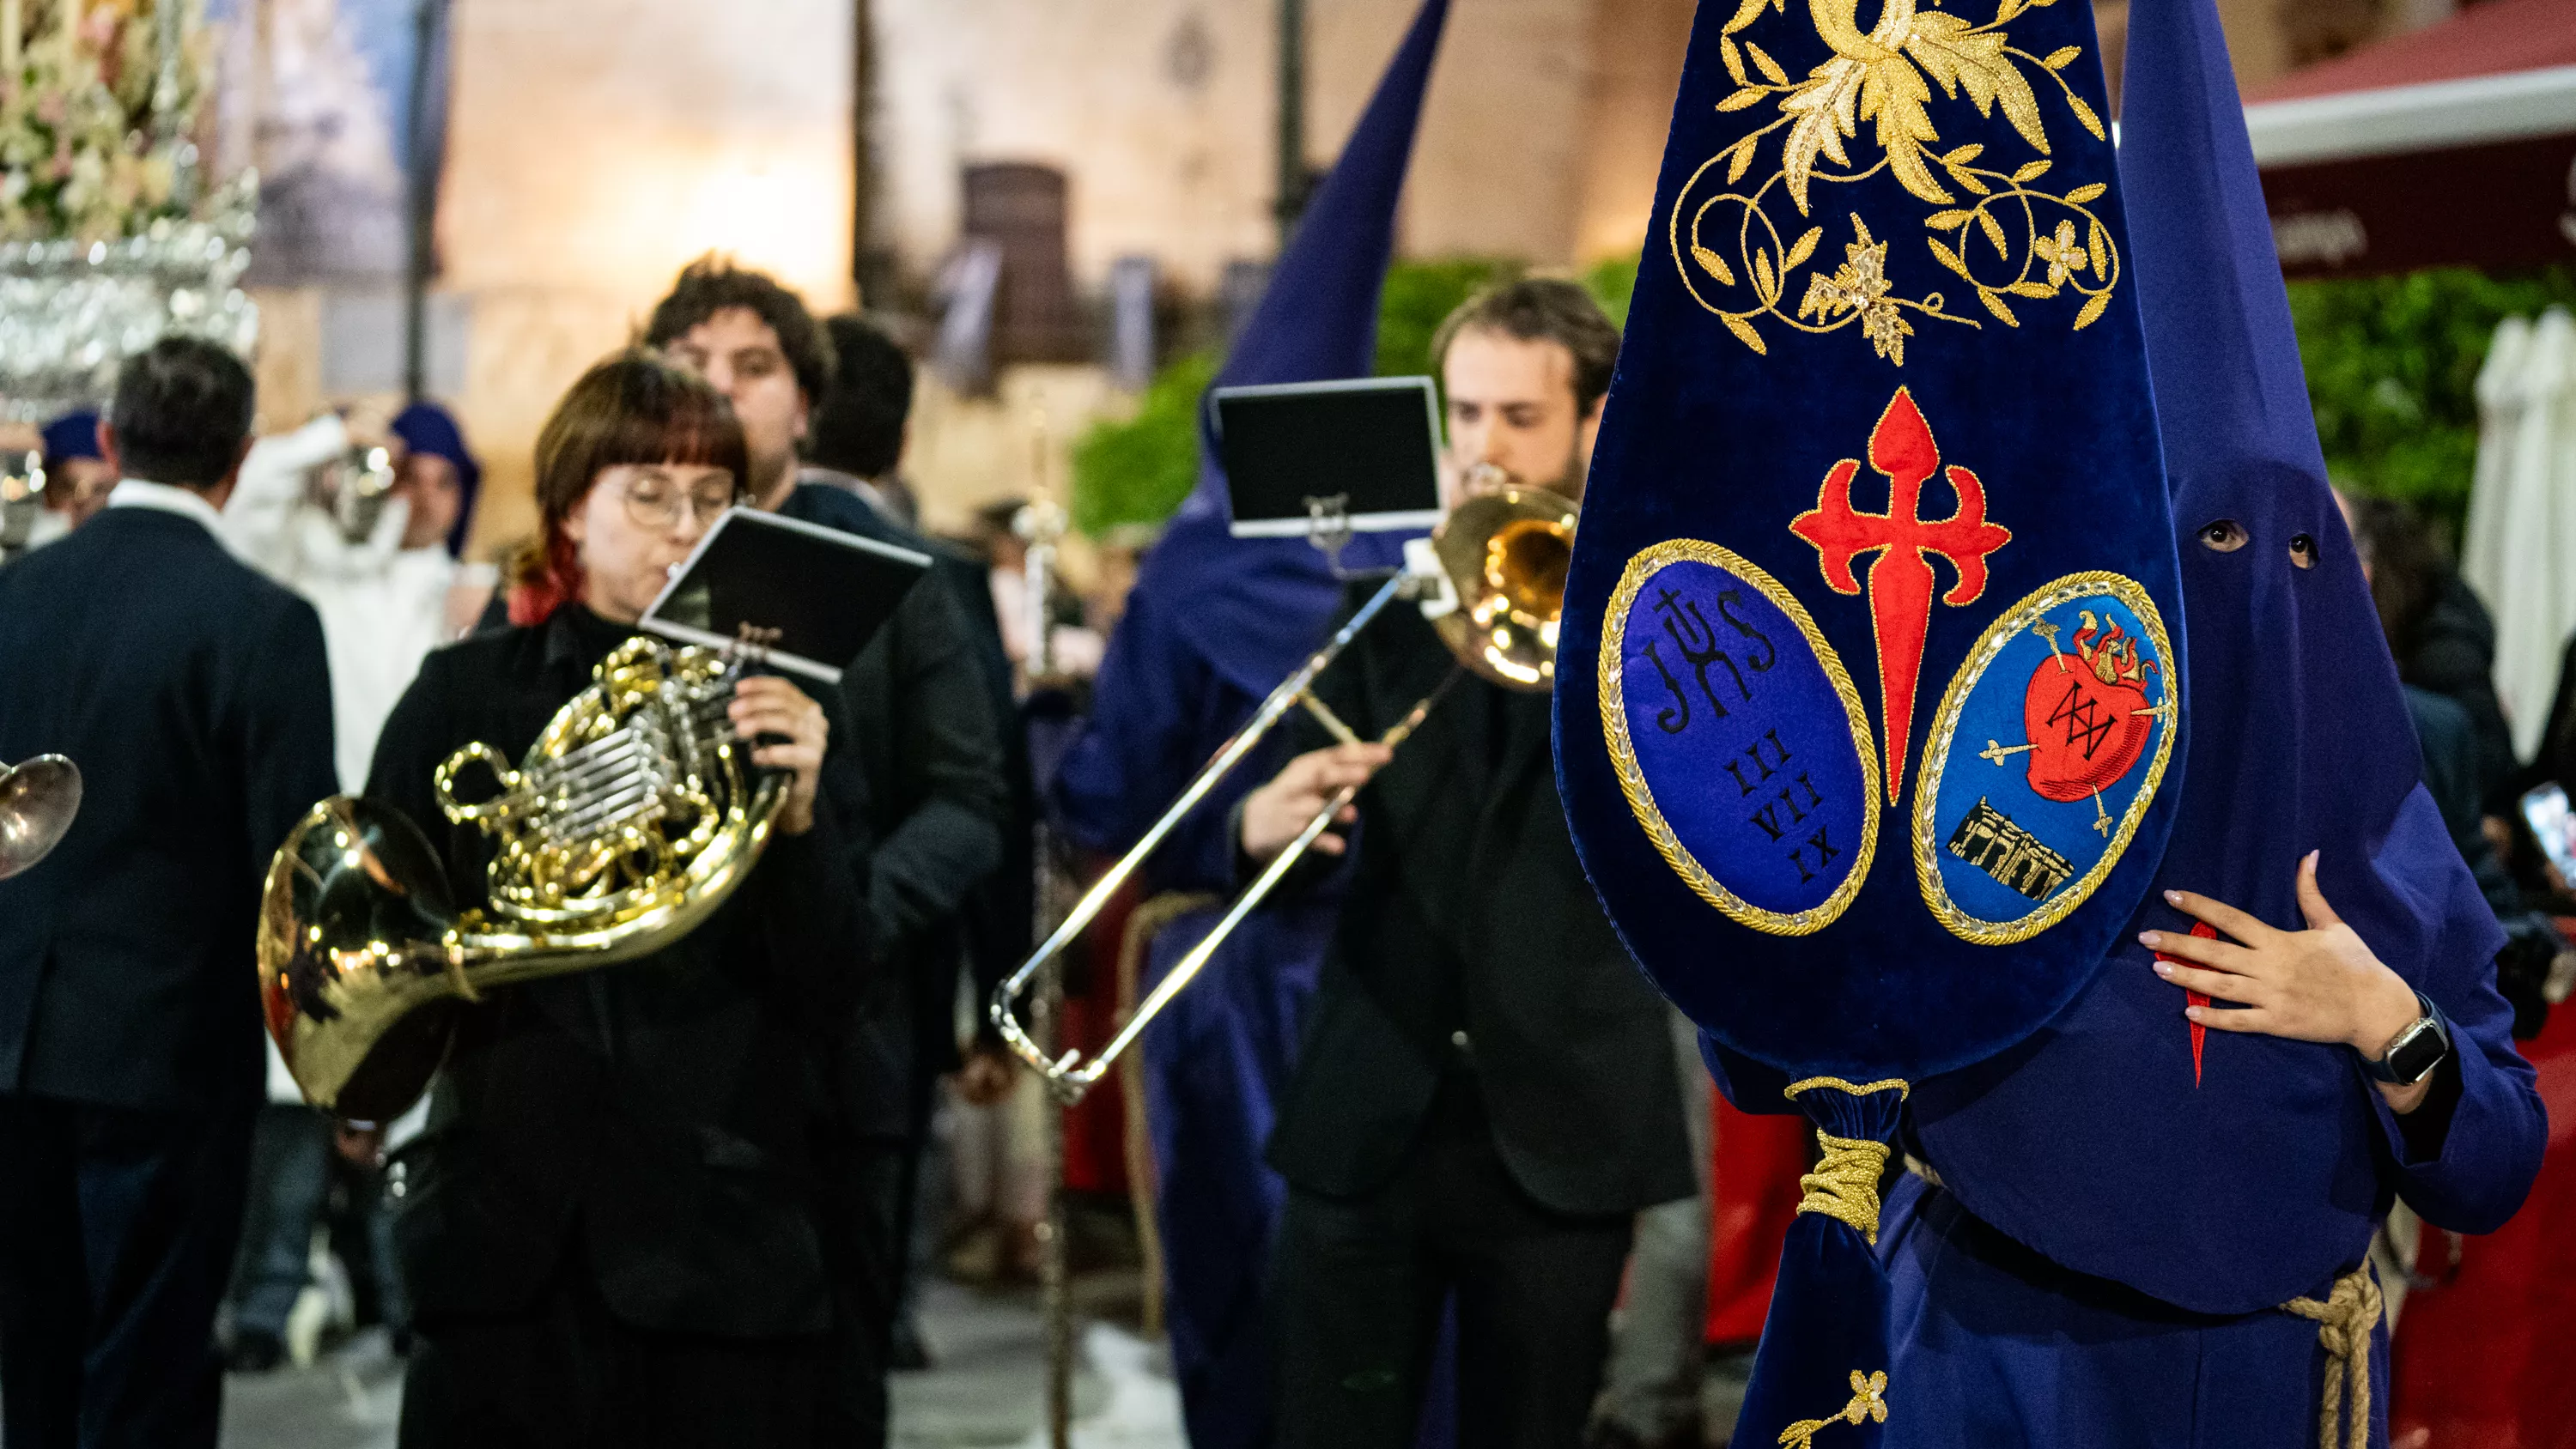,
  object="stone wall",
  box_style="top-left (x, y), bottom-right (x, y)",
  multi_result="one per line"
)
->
top-left (241, 0), bottom-right (2442, 556)
top-left (436, 0), bottom-right (858, 553)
